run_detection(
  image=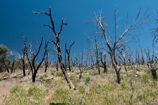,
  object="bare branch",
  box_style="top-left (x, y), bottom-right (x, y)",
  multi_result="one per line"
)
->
top-left (42, 24), bottom-right (52, 29)
top-left (58, 18), bottom-right (67, 36)
top-left (32, 37), bottom-right (43, 70)
top-left (33, 11), bottom-right (49, 16)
